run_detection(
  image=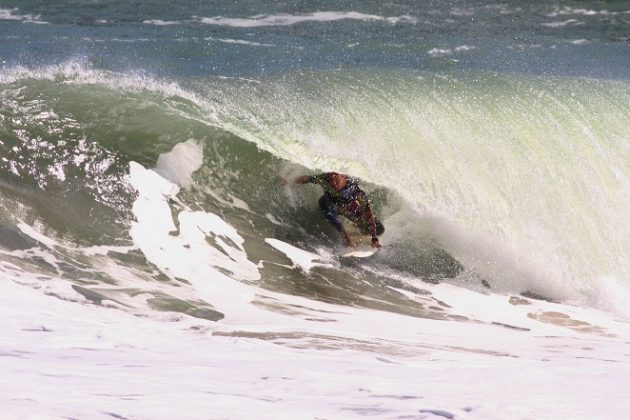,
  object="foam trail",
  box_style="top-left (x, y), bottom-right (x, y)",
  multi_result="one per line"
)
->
top-left (265, 238), bottom-right (332, 272)
top-left (128, 162), bottom-right (261, 321)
